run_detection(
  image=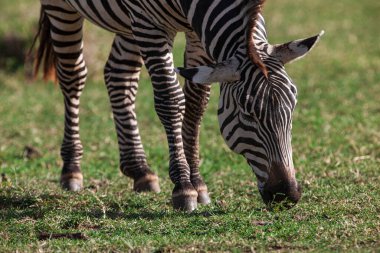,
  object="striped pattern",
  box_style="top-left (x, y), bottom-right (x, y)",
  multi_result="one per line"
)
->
top-left (34, 0), bottom-right (321, 208)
